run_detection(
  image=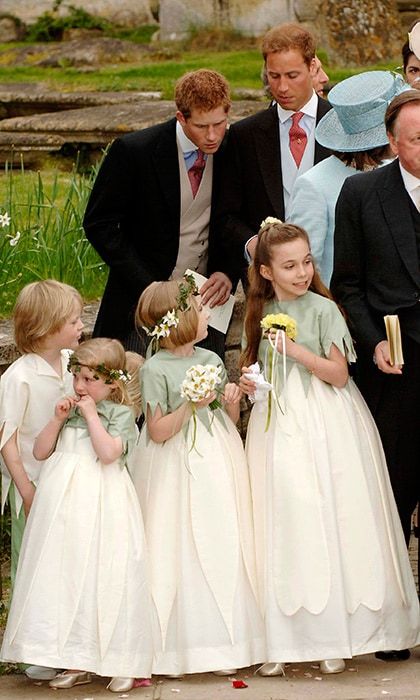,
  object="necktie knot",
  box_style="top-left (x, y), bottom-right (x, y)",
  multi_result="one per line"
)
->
top-left (188, 149), bottom-right (206, 197)
top-left (289, 112), bottom-right (307, 167)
